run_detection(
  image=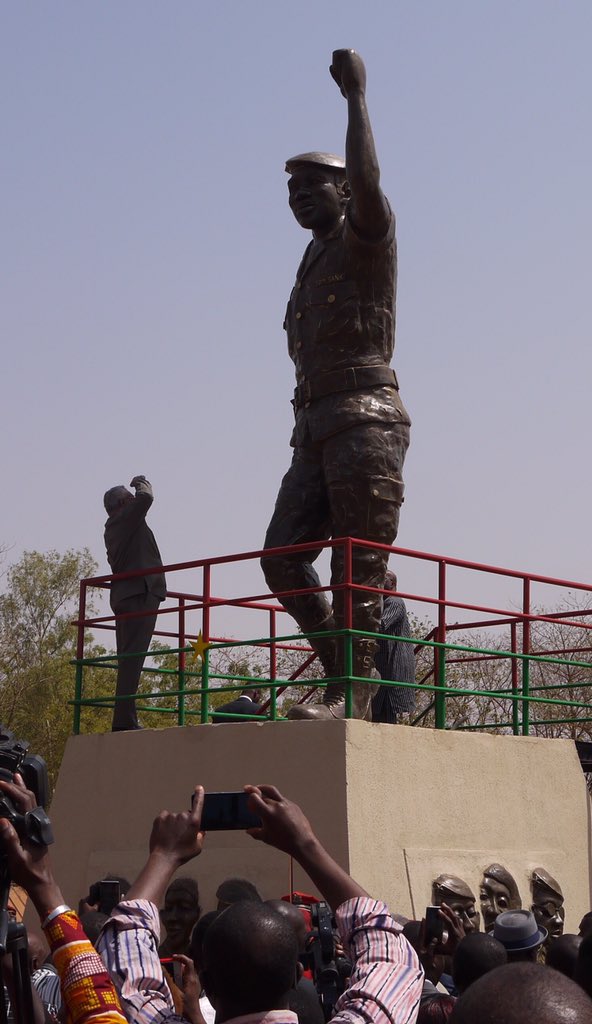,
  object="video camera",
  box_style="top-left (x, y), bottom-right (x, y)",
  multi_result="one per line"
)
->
top-left (0, 728), bottom-right (53, 849)
top-left (300, 901), bottom-right (352, 1021)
